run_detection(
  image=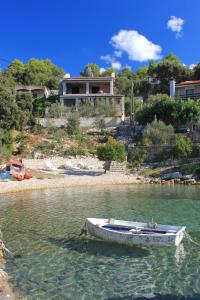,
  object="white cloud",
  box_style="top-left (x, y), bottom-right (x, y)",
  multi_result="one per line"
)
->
top-left (167, 16), bottom-right (184, 38)
top-left (111, 61), bottom-right (122, 70)
top-left (114, 50), bottom-right (122, 58)
top-left (100, 54), bottom-right (115, 64)
top-left (111, 30), bottom-right (162, 62)
top-left (100, 54), bottom-right (122, 70)
top-left (189, 63), bottom-right (196, 70)
top-left (99, 67), bottom-right (106, 74)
